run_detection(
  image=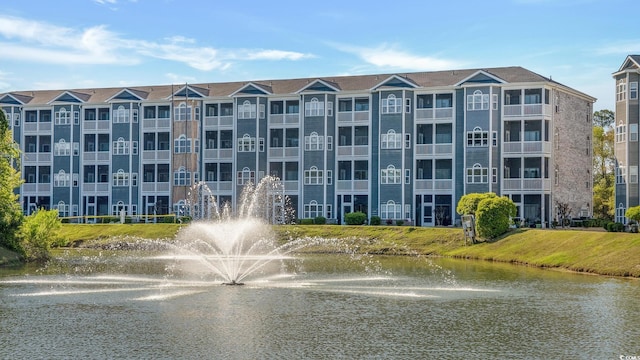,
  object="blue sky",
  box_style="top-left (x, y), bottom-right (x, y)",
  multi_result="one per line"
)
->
top-left (0, 0), bottom-right (638, 110)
